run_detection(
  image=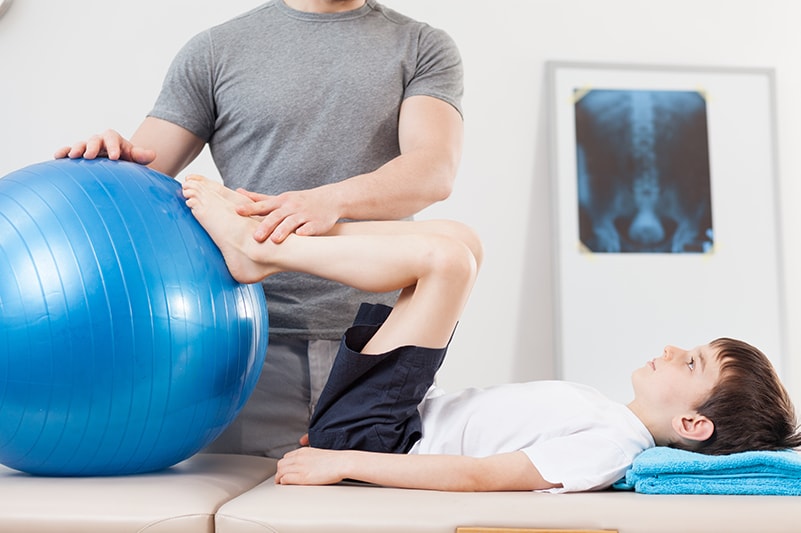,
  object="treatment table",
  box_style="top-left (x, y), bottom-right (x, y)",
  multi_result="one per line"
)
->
top-left (1, 453), bottom-right (798, 533)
